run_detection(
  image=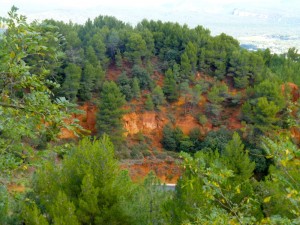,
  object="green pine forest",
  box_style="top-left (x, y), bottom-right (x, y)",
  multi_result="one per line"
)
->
top-left (0, 7), bottom-right (300, 224)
